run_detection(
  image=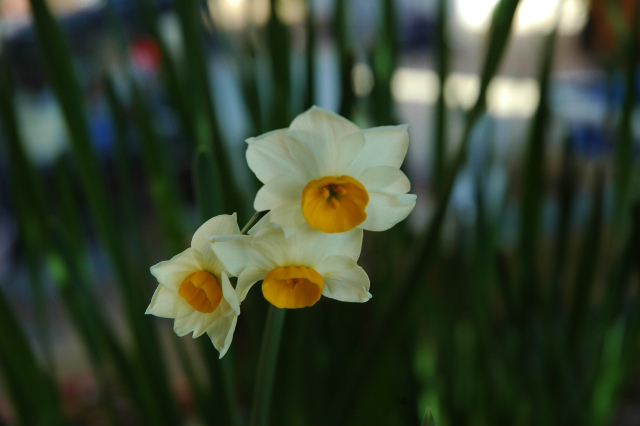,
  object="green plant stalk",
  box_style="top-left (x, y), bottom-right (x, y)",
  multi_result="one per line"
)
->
top-left (305, 0), bottom-right (317, 109)
top-left (513, 23), bottom-right (559, 413)
top-left (0, 54), bottom-right (55, 377)
top-left (105, 77), bottom-right (209, 425)
top-left (618, 206), bottom-right (640, 365)
top-left (45, 172), bottom-right (168, 425)
top-left (333, 0), bottom-right (522, 422)
top-left (371, 0), bottom-right (398, 125)
top-left (173, 0), bottom-right (243, 216)
top-left (517, 23), bottom-right (558, 315)
top-left (197, 340), bottom-right (240, 426)
top-left (0, 286), bottom-right (65, 426)
top-left (1, 52), bottom-right (161, 425)
top-left (238, 49), bottom-right (264, 135)
top-left (334, 0), bottom-right (354, 118)
top-left (194, 148), bottom-right (225, 220)
top-left (0, 358), bottom-right (39, 426)
top-left (47, 221), bottom-right (124, 425)
top-left (267, 0), bottom-right (291, 127)
top-left (125, 121), bottom-right (220, 425)
top-left (129, 77), bottom-right (186, 253)
top-left (433, 0), bottom-right (449, 195)
top-left (132, 0), bottom-right (198, 148)
top-left (612, 0), bottom-right (639, 231)
top-left (26, 0), bottom-right (179, 422)
top-left (193, 149), bottom-right (240, 426)
top-left (549, 137), bottom-right (576, 305)
top-left (104, 77), bottom-right (146, 249)
top-left (249, 305), bottom-right (287, 426)
top-left (567, 174), bottom-right (604, 347)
